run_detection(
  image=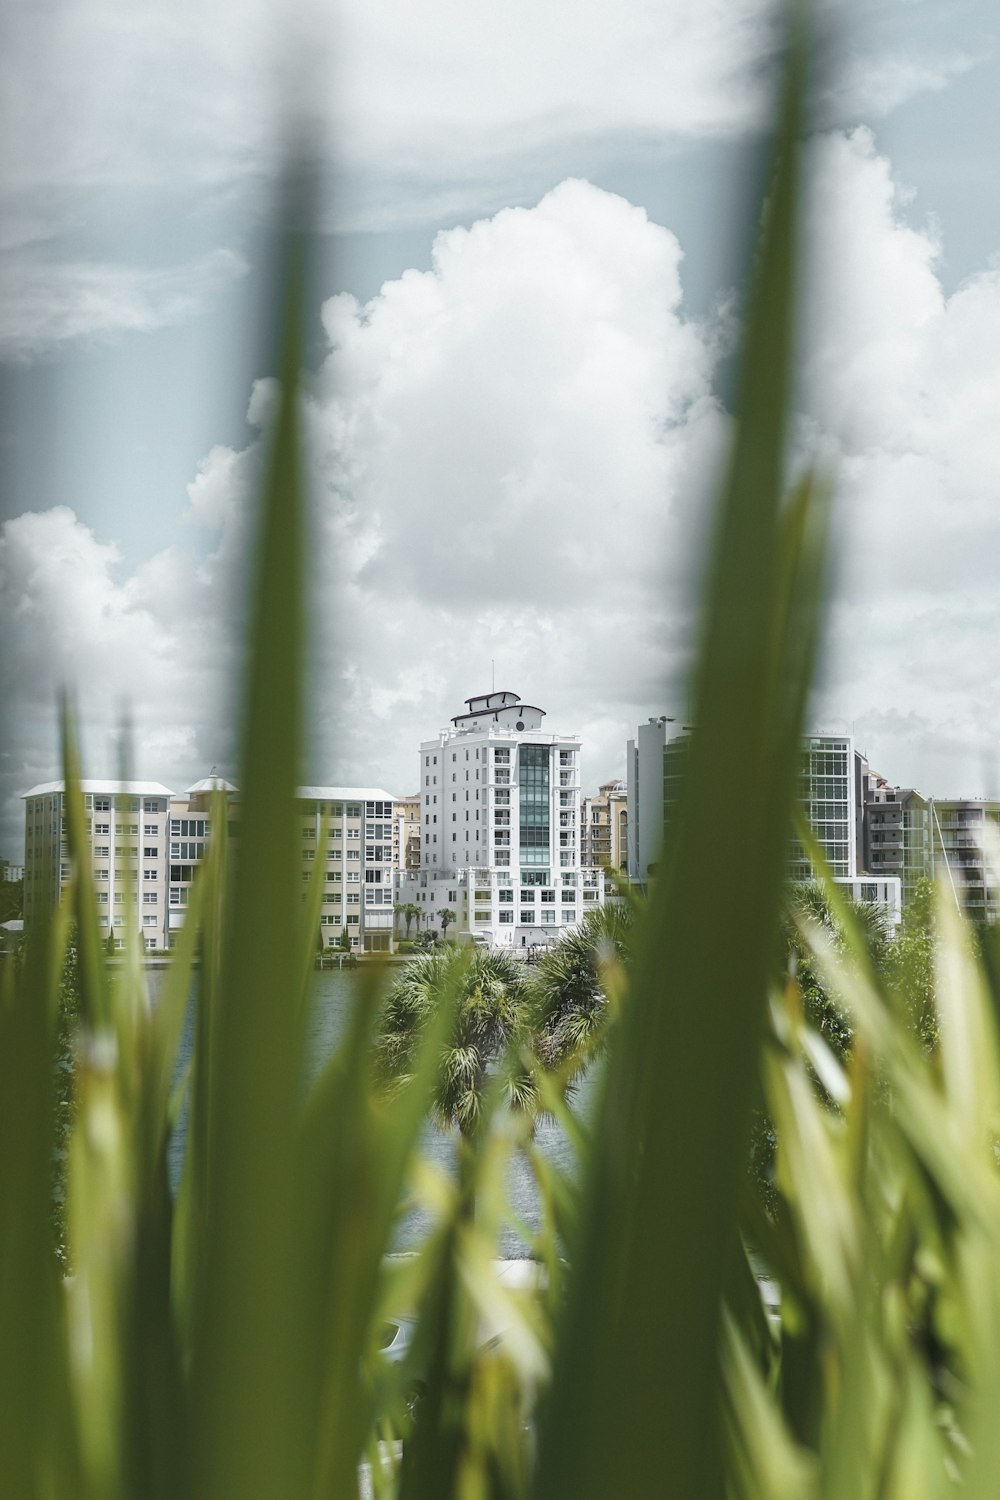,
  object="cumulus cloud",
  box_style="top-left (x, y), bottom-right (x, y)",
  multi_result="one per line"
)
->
top-left (0, 179), bottom-right (726, 847)
top-left (5, 134), bottom-right (1000, 852)
top-left (798, 128), bottom-right (1000, 794)
top-left (0, 505), bottom-right (240, 846)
